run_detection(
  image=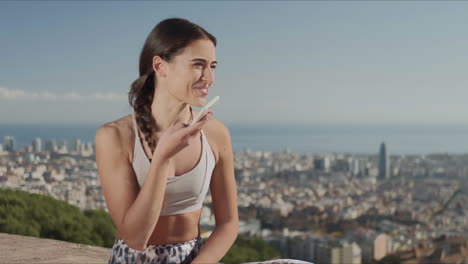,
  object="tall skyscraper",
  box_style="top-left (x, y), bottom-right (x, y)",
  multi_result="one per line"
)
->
top-left (32, 137), bottom-right (42, 153)
top-left (352, 159), bottom-right (360, 176)
top-left (378, 142), bottom-right (389, 179)
top-left (3, 136), bottom-right (16, 152)
top-left (45, 139), bottom-right (57, 153)
top-left (314, 156), bottom-right (331, 173)
top-left (72, 139), bottom-right (82, 153)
